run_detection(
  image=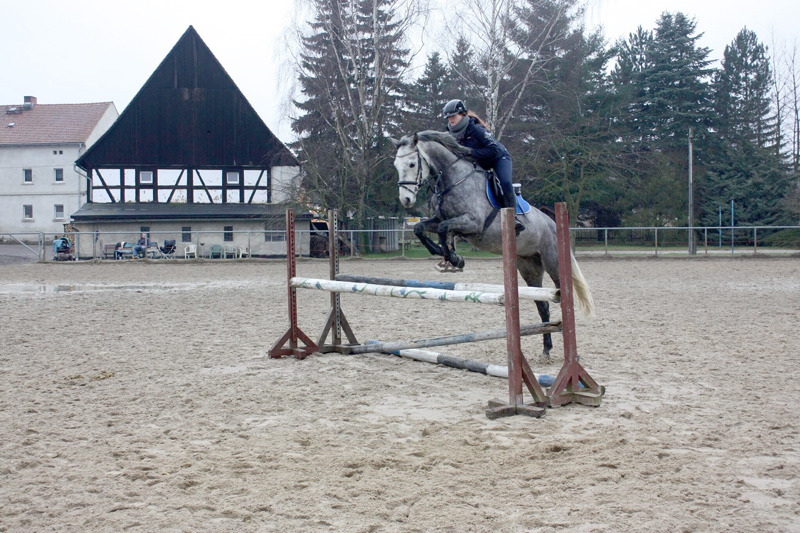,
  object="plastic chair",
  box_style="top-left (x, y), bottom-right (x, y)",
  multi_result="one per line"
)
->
top-left (184, 244), bottom-right (197, 259)
top-left (208, 244), bottom-right (224, 259)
